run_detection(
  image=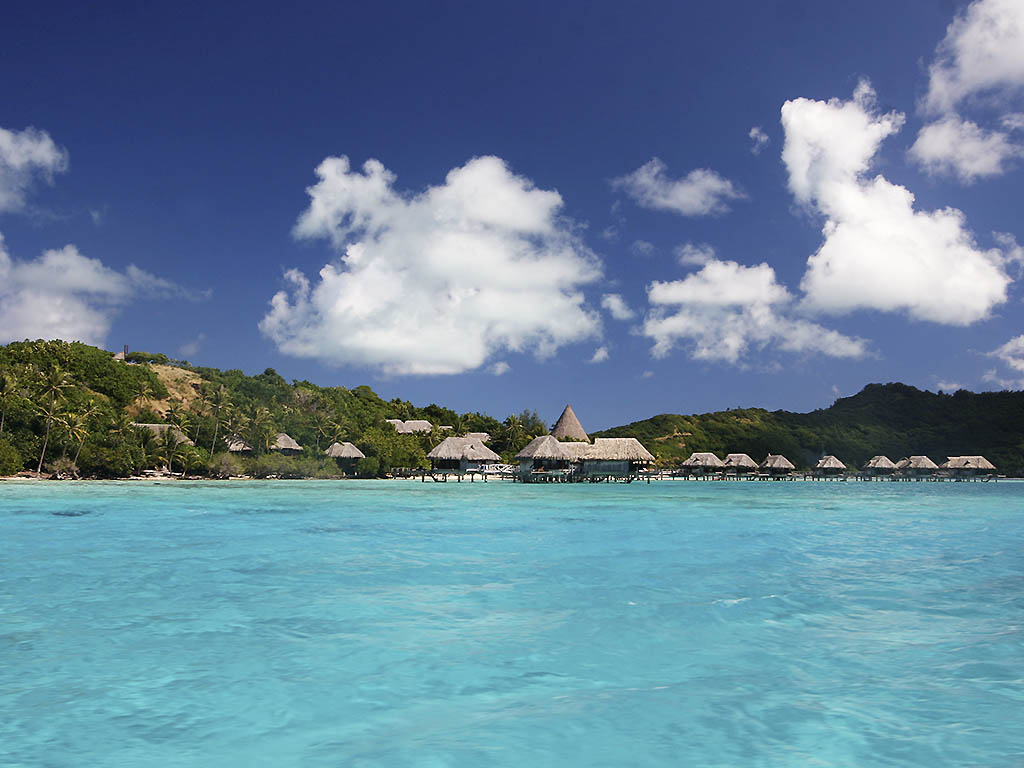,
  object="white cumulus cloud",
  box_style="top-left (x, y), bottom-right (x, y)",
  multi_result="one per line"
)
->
top-left (675, 242), bottom-right (716, 266)
top-left (782, 81), bottom-right (1011, 325)
top-left (909, 115), bottom-right (1021, 181)
top-left (749, 126), bottom-right (770, 155)
top-left (643, 256), bottom-right (868, 365)
top-left (612, 158), bottom-right (744, 216)
top-left (0, 126), bottom-right (68, 213)
top-left (261, 155), bottom-right (603, 375)
top-left (985, 335), bottom-right (1024, 389)
top-left (589, 346), bottom-right (609, 363)
top-left (601, 293), bottom-right (634, 321)
top-left (0, 235), bottom-right (187, 347)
